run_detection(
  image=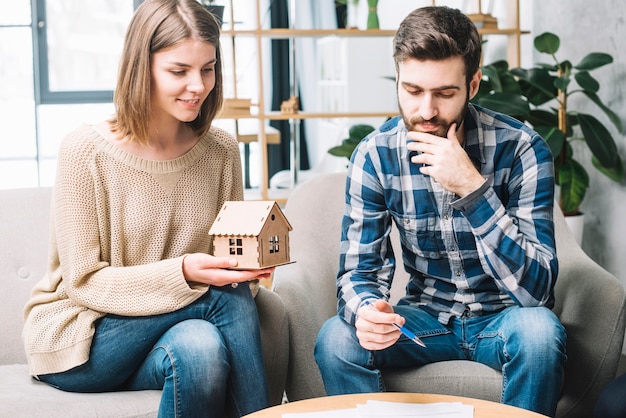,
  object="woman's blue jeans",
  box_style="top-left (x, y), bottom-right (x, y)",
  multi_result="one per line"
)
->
top-left (315, 305), bottom-right (566, 417)
top-left (37, 283), bottom-right (269, 418)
